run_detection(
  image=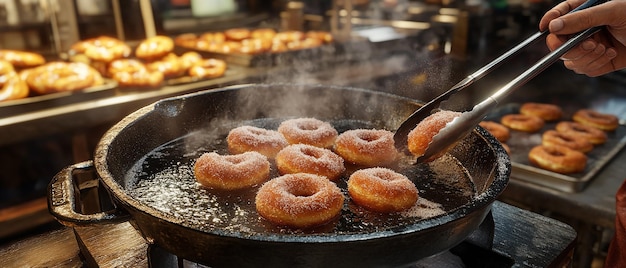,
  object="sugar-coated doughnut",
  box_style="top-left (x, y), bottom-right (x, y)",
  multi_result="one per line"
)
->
top-left (520, 102), bottom-right (563, 121)
top-left (347, 167), bottom-right (418, 213)
top-left (227, 125), bottom-right (289, 158)
top-left (407, 110), bottom-right (462, 161)
top-left (501, 114), bottom-right (545, 132)
top-left (277, 118), bottom-right (338, 148)
top-left (135, 35), bottom-right (174, 60)
top-left (479, 121), bottom-right (510, 142)
top-left (556, 121), bottom-right (607, 145)
top-left (542, 130), bottom-right (593, 153)
top-left (573, 109), bottom-right (619, 131)
top-left (145, 53), bottom-right (184, 78)
top-left (255, 173), bottom-right (344, 228)
top-left (334, 129), bottom-right (398, 167)
top-left (194, 151), bottom-right (270, 190)
top-left (275, 144), bottom-right (345, 181)
top-left (528, 145), bottom-right (587, 174)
